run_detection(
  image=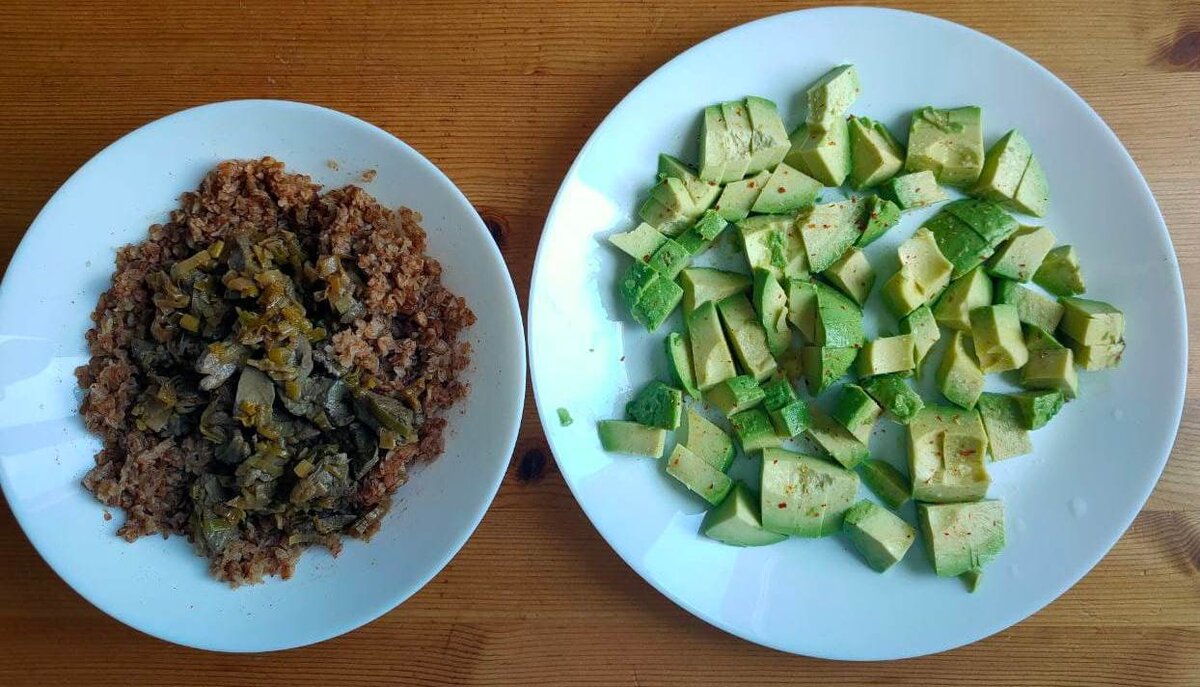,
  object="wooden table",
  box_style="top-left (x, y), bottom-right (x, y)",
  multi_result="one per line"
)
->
top-left (1, 1), bottom-right (1197, 684)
